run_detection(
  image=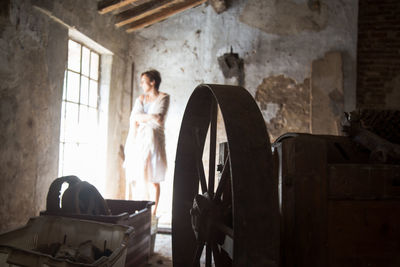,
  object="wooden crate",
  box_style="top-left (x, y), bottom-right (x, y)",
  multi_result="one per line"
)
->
top-left (0, 216), bottom-right (132, 266)
top-left (275, 134), bottom-right (400, 267)
top-left (41, 199), bottom-right (154, 267)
